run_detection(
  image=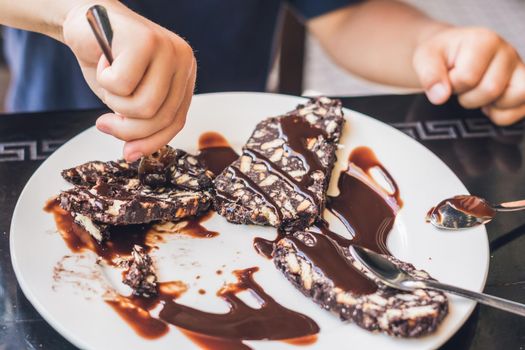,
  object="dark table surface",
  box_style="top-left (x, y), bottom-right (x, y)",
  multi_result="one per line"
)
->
top-left (1, 94), bottom-right (524, 349)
